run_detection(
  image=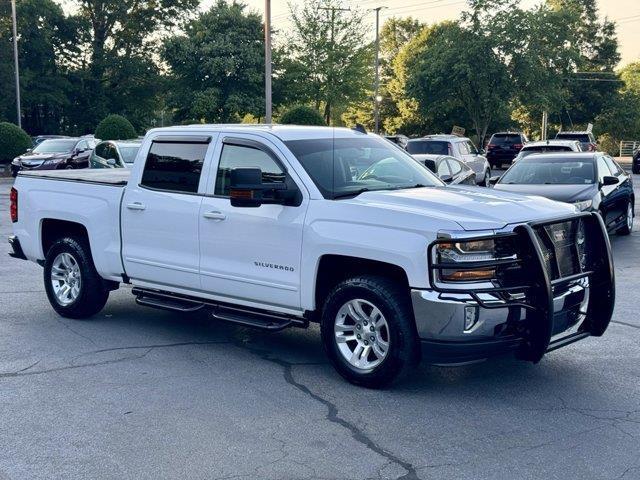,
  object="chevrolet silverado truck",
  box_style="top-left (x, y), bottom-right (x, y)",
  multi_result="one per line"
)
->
top-left (8, 125), bottom-right (615, 388)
